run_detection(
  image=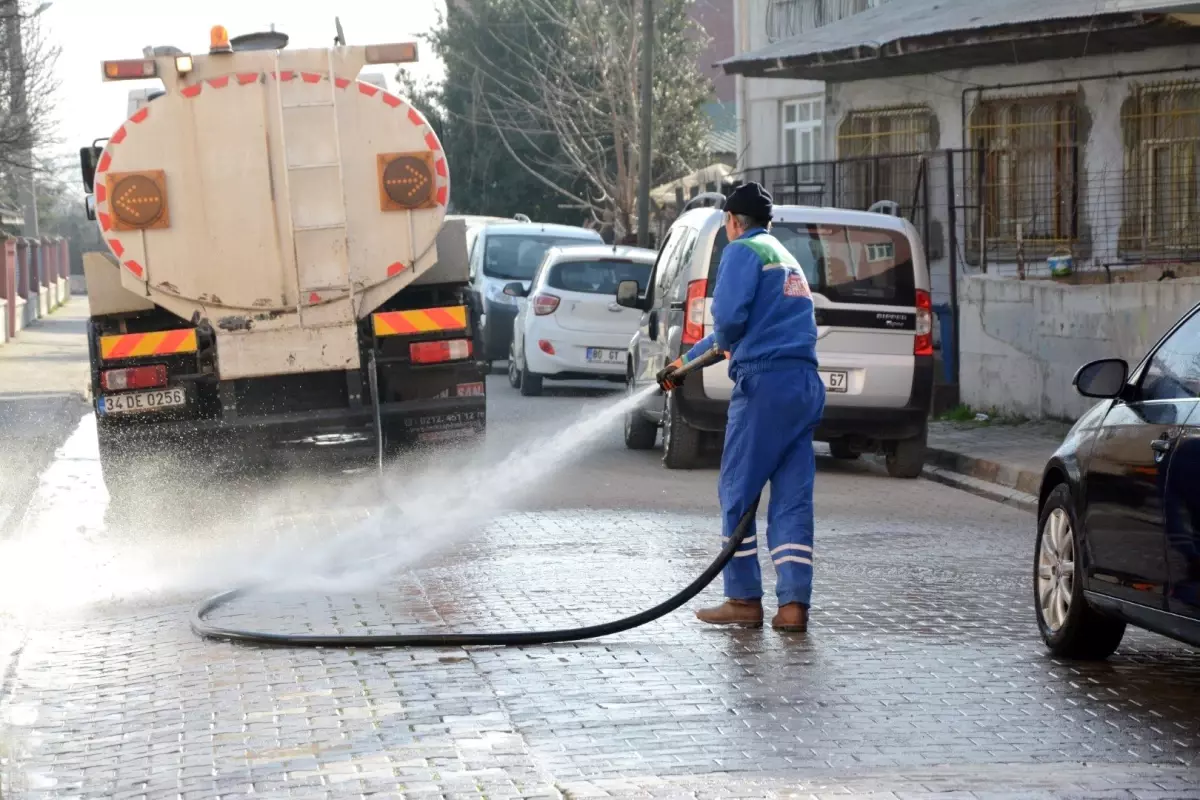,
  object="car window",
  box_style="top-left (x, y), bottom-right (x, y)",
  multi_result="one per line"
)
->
top-left (546, 259), bottom-right (652, 295)
top-left (649, 228), bottom-right (682, 303)
top-left (670, 230), bottom-right (700, 302)
top-left (706, 222), bottom-right (916, 306)
top-left (656, 229), bottom-right (694, 303)
top-left (483, 233), bottom-right (599, 281)
top-left (1138, 310), bottom-right (1200, 402)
